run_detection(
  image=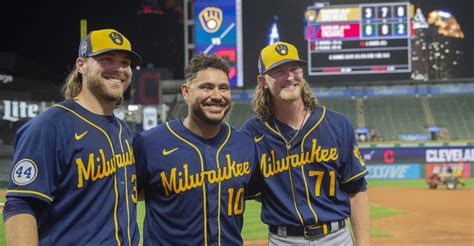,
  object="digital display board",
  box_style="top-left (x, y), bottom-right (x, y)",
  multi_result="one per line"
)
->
top-left (194, 0), bottom-right (243, 87)
top-left (306, 2), bottom-right (412, 75)
top-left (240, 0), bottom-right (422, 85)
top-left (196, 0), bottom-right (468, 86)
